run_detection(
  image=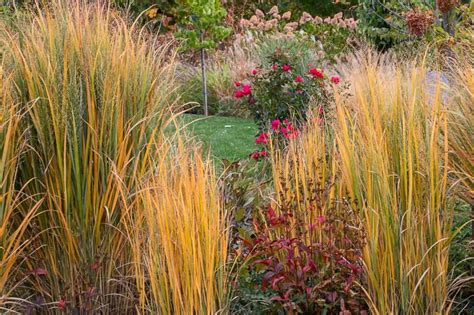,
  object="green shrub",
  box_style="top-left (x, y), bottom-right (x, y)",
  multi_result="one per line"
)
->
top-left (254, 36), bottom-right (319, 75)
top-left (233, 48), bottom-right (340, 130)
